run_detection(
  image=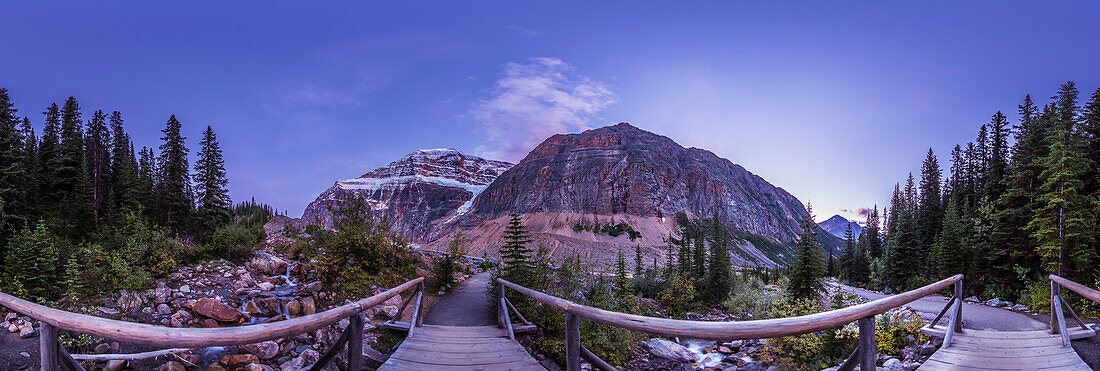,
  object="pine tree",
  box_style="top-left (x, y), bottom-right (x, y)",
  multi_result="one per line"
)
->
top-left (108, 111), bottom-right (141, 214)
top-left (5, 221), bottom-right (61, 303)
top-left (0, 89), bottom-right (30, 244)
top-left (692, 230), bottom-right (706, 281)
top-left (157, 115), bottom-right (192, 233)
top-left (933, 198), bottom-right (970, 278)
top-left (138, 146), bottom-right (158, 212)
top-left (788, 205), bottom-right (824, 300)
top-left (194, 126), bottom-right (232, 241)
top-left (38, 103), bottom-right (61, 212)
top-left (985, 111), bottom-right (1011, 200)
top-left (85, 110), bottom-right (112, 220)
top-left (677, 233), bottom-right (692, 275)
top-left (664, 234), bottom-right (675, 278)
top-left (500, 214), bottom-right (533, 285)
top-left (917, 149), bottom-right (943, 274)
top-left (705, 216), bottom-right (732, 303)
top-left (633, 244), bottom-right (644, 277)
top-left (20, 117), bottom-right (38, 220)
top-left (840, 224), bottom-right (856, 281)
top-left (56, 97), bottom-right (94, 237)
top-left (614, 247), bottom-right (631, 299)
top-left (1029, 82), bottom-right (1093, 280)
